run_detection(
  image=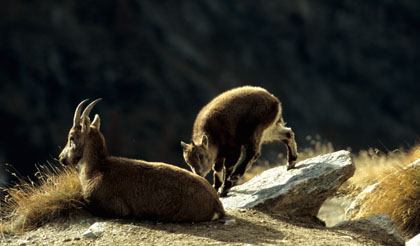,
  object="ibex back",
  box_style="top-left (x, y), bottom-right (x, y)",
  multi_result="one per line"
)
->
top-left (181, 86), bottom-right (298, 197)
top-left (59, 99), bottom-right (224, 222)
